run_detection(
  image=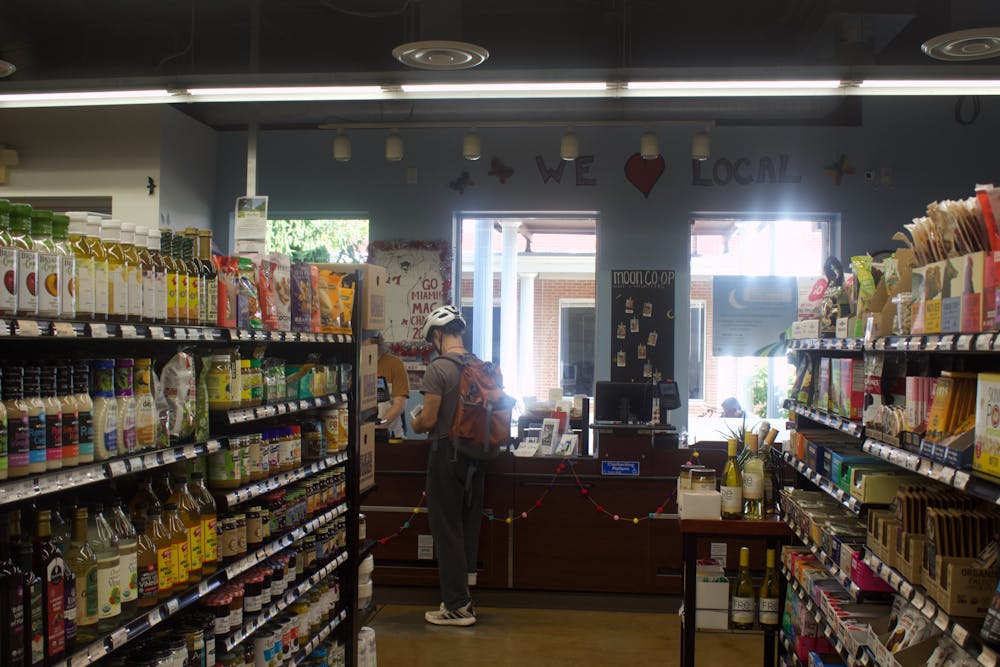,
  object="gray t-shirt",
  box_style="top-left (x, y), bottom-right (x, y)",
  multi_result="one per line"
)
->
top-left (421, 352), bottom-right (466, 440)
